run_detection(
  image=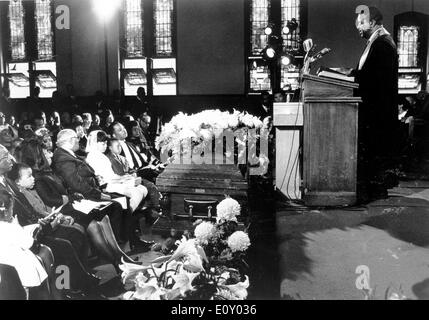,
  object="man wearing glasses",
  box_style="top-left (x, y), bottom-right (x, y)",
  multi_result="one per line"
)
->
top-left (51, 129), bottom-right (125, 242)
